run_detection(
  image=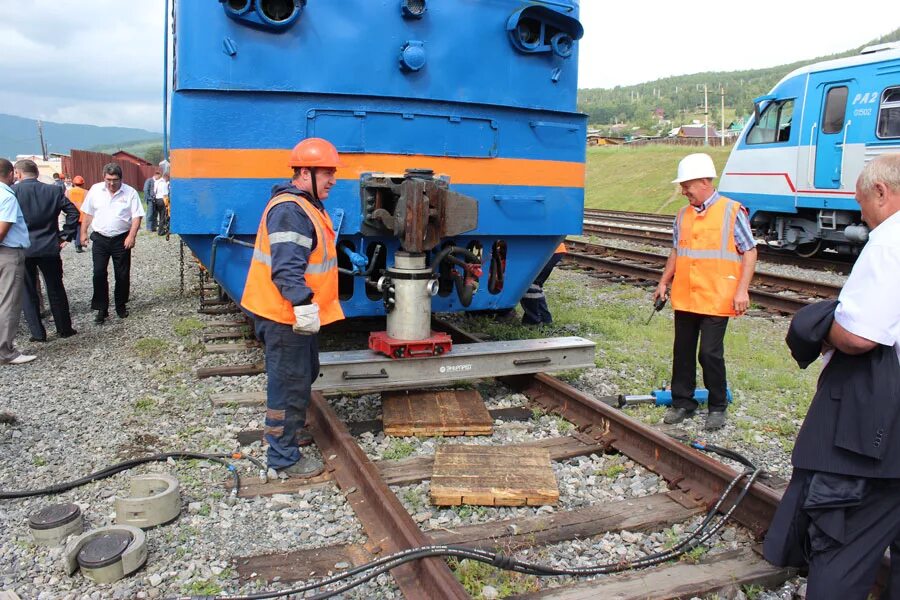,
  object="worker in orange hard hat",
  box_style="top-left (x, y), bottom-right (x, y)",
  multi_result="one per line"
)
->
top-left (66, 176), bottom-right (87, 252)
top-left (240, 138), bottom-right (344, 479)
